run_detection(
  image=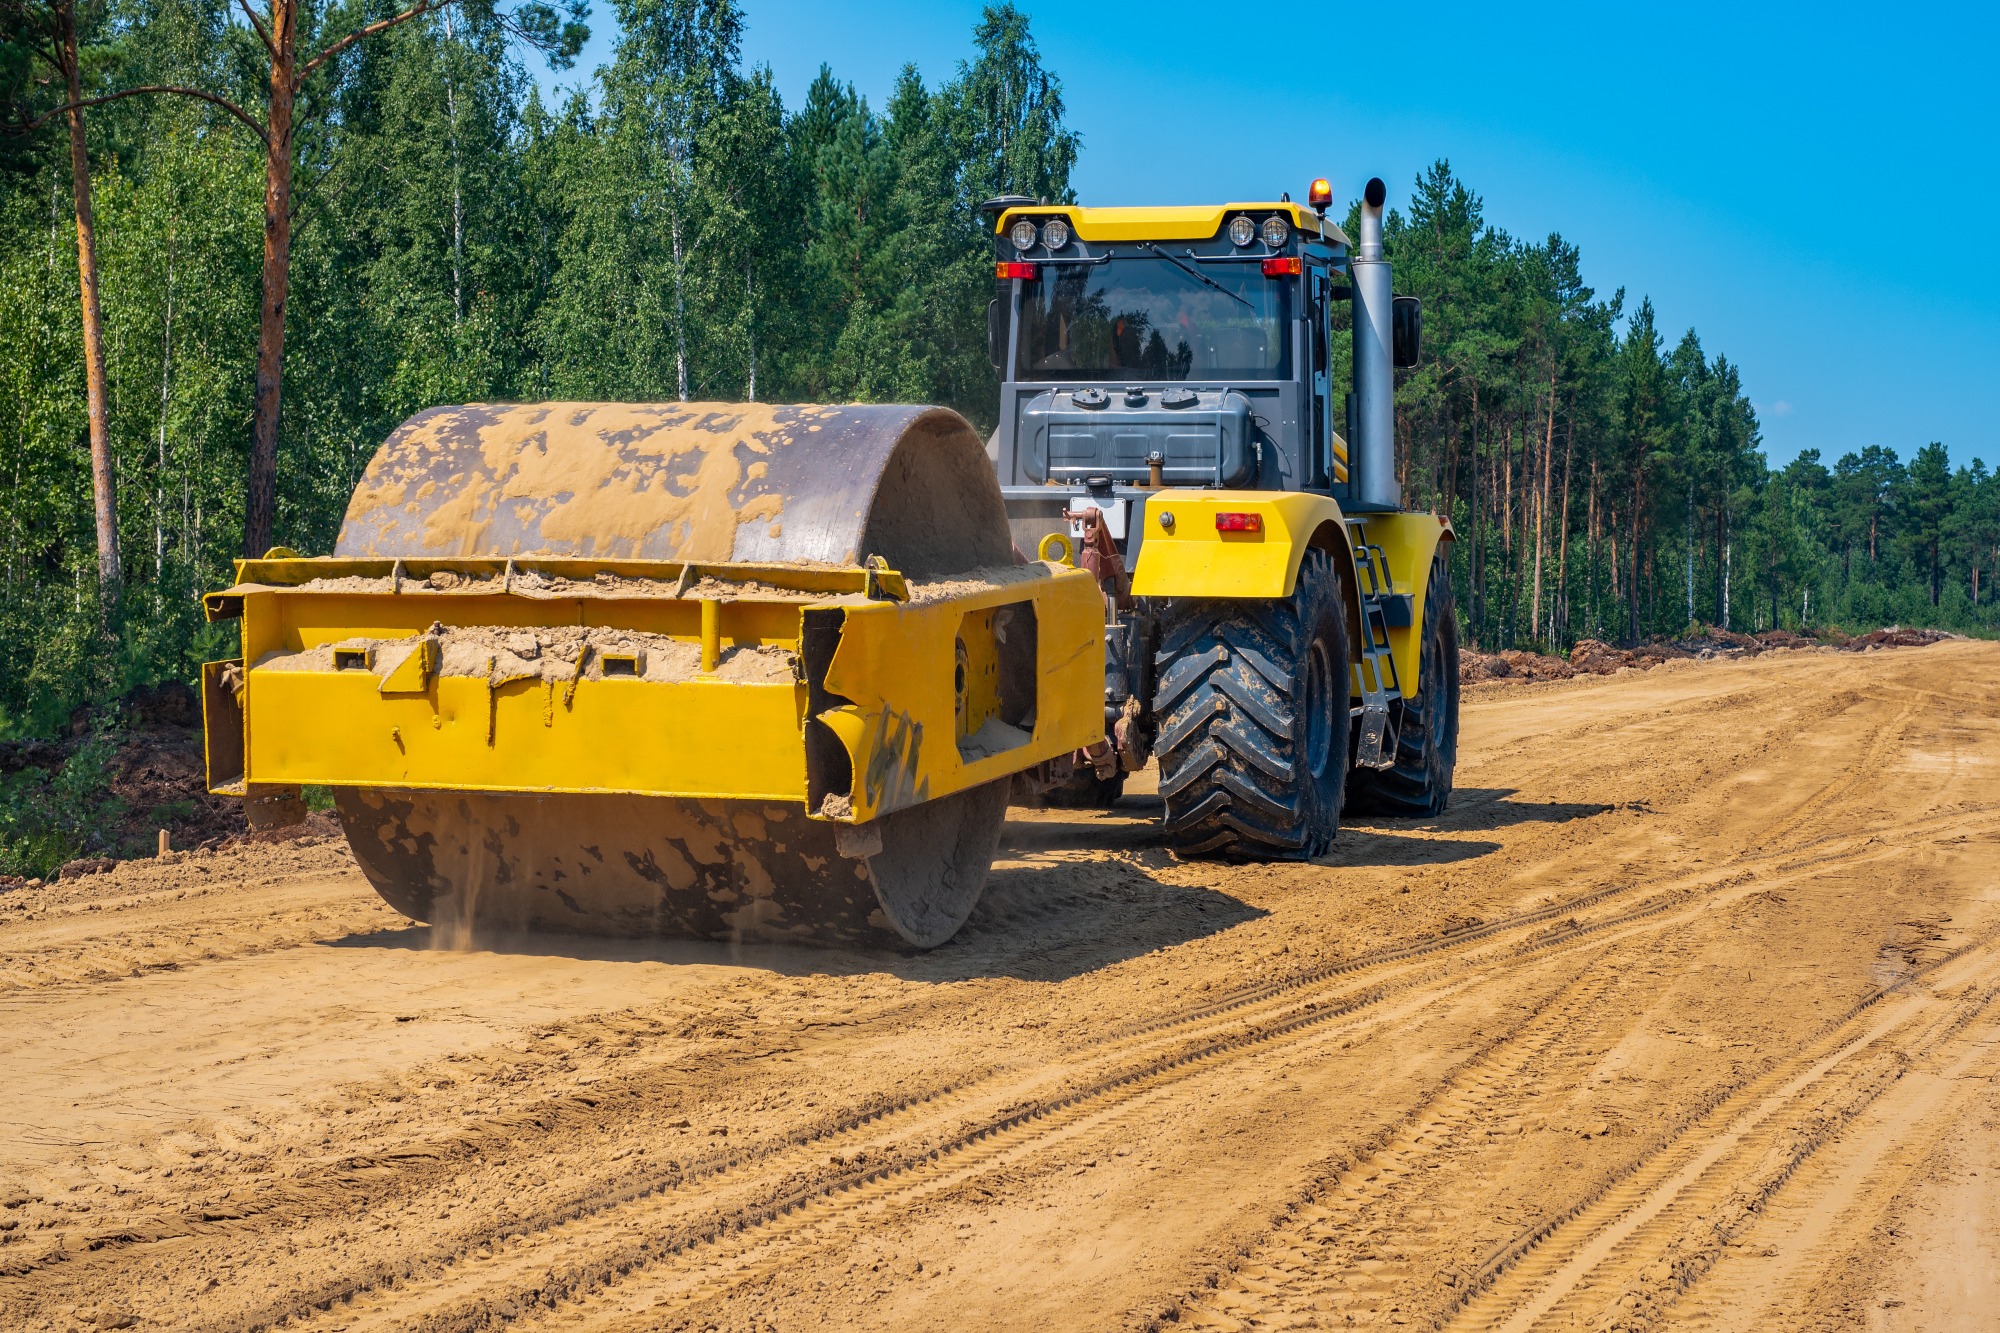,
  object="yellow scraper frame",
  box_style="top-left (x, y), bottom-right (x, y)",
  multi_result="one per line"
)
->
top-left (200, 555), bottom-right (1106, 825)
